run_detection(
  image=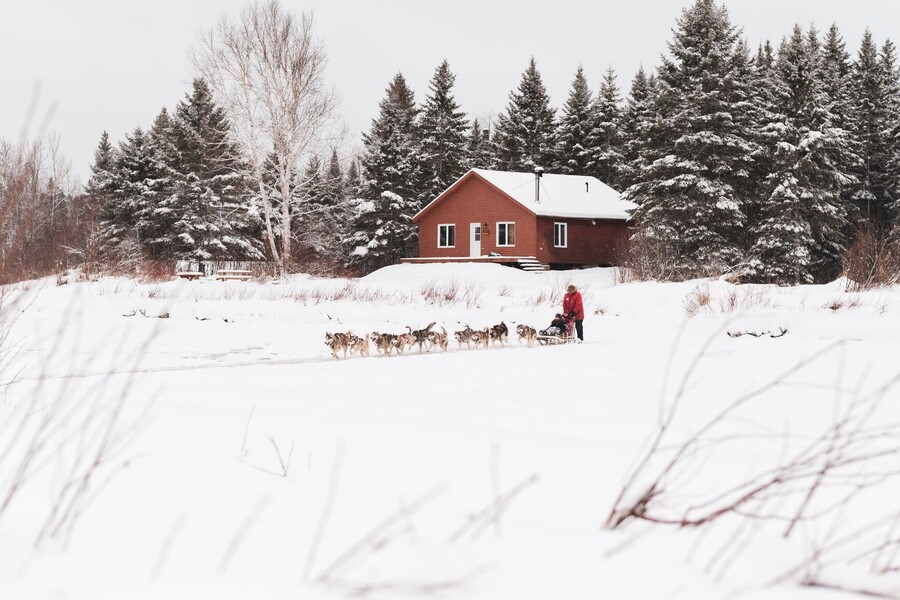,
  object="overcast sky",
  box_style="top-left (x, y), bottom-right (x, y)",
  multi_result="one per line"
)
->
top-left (3, 0), bottom-right (900, 184)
